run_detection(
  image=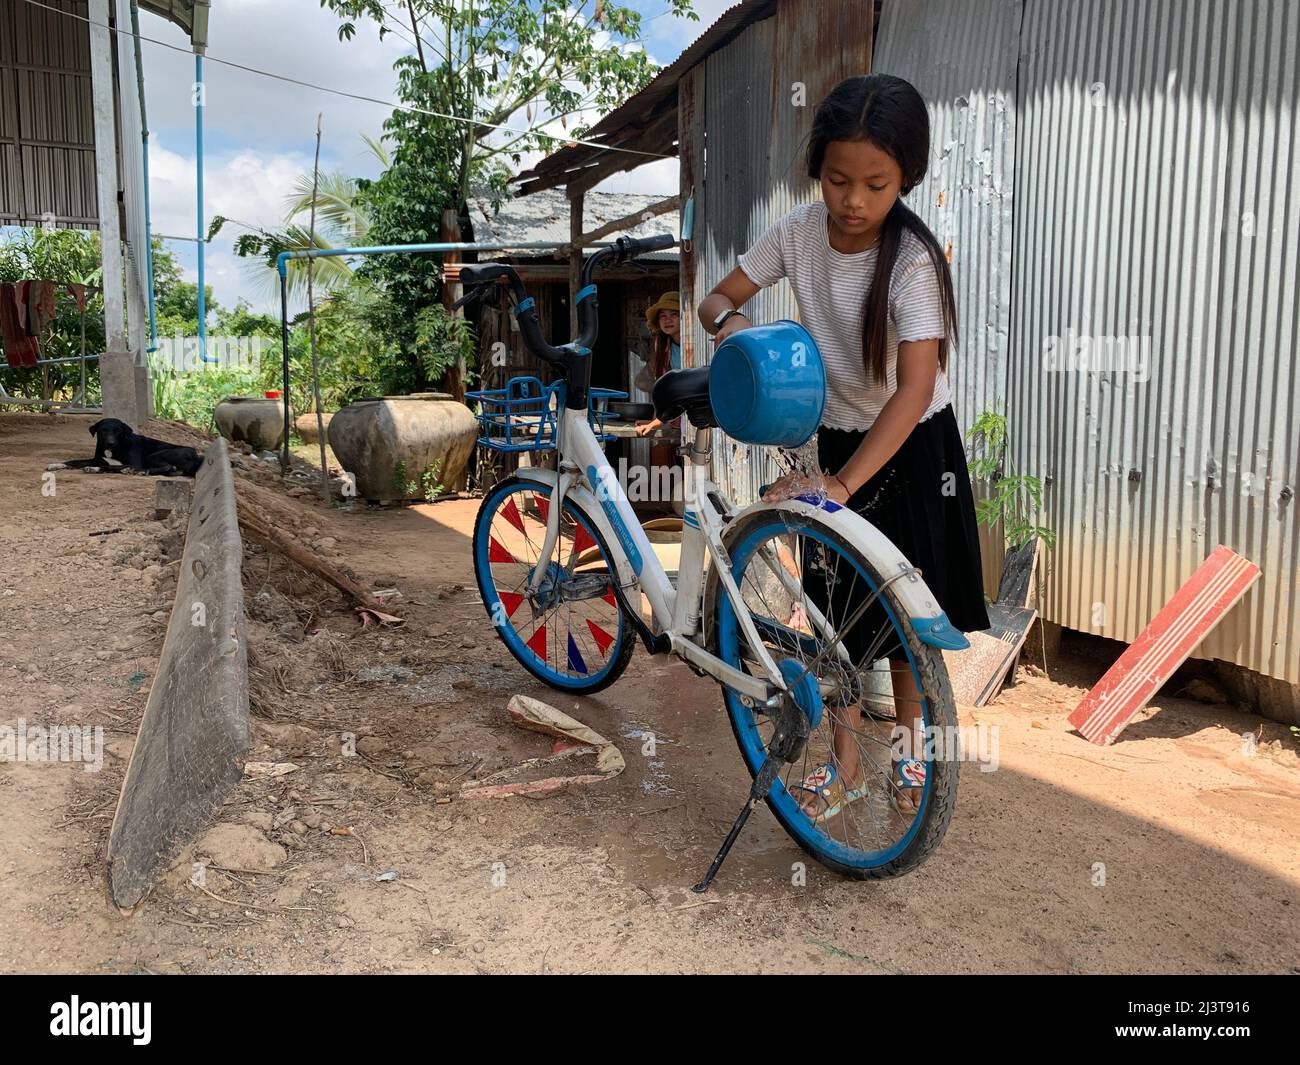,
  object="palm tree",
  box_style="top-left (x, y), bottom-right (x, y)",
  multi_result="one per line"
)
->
top-left (235, 135), bottom-right (390, 301)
